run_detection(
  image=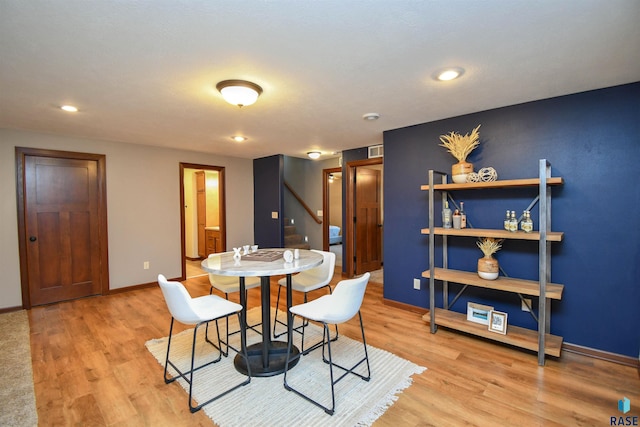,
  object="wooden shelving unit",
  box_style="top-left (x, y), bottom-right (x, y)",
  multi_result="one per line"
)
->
top-left (422, 268), bottom-right (564, 299)
top-left (420, 176), bottom-right (563, 191)
top-left (421, 309), bottom-right (563, 357)
top-left (422, 159), bottom-right (564, 365)
top-left (421, 227), bottom-right (564, 242)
